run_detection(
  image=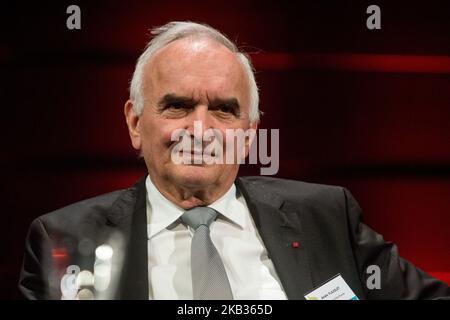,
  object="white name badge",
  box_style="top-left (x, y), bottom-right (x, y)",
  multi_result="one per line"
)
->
top-left (304, 274), bottom-right (359, 300)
